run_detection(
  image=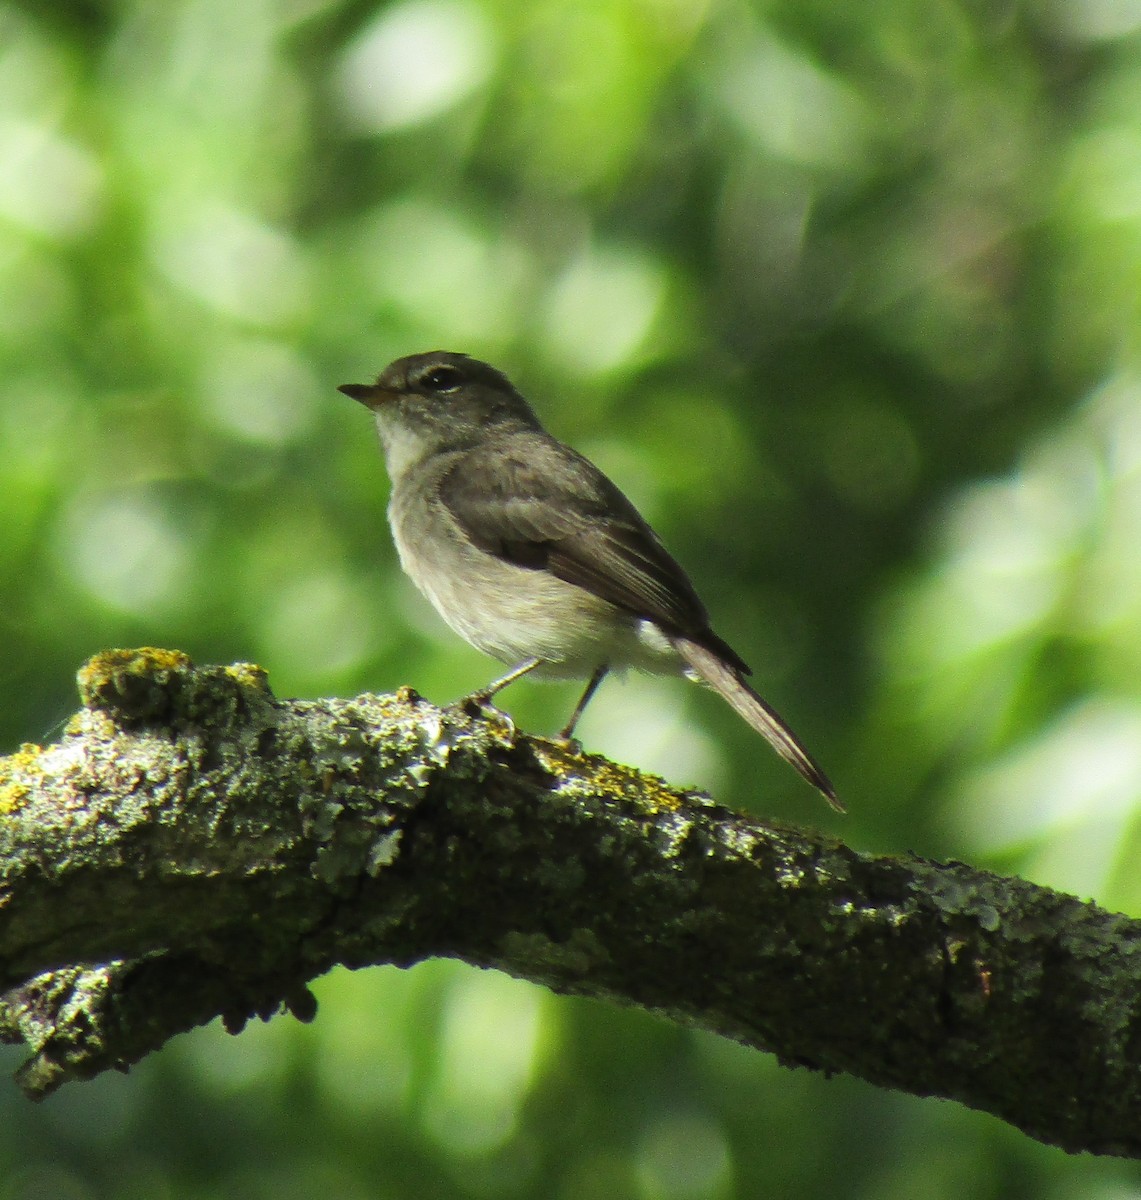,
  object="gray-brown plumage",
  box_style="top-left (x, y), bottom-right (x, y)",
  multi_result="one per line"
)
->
top-left (339, 351), bottom-right (840, 811)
